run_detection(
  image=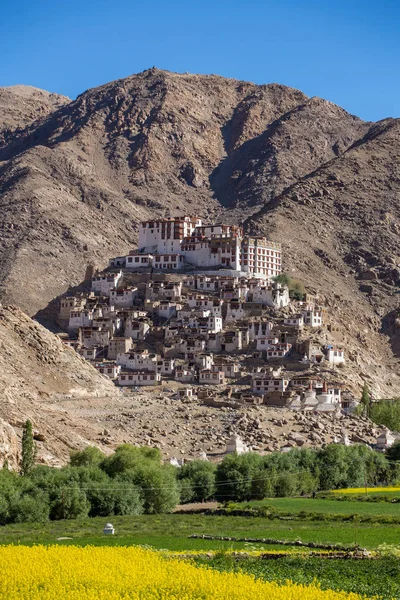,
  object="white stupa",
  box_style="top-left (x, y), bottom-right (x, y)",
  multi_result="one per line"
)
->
top-left (225, 434), bottom-right (249, 455)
